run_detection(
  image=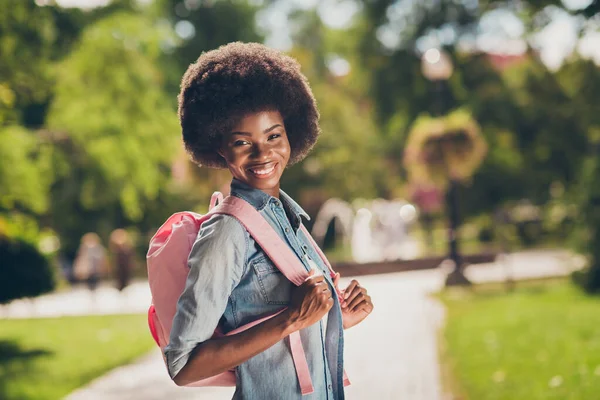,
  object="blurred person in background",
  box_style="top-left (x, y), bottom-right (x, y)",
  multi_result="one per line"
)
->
top-left (72, 232), bottom-right (108, 291)
top-left (109, 228), bottom-right (136, 291)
